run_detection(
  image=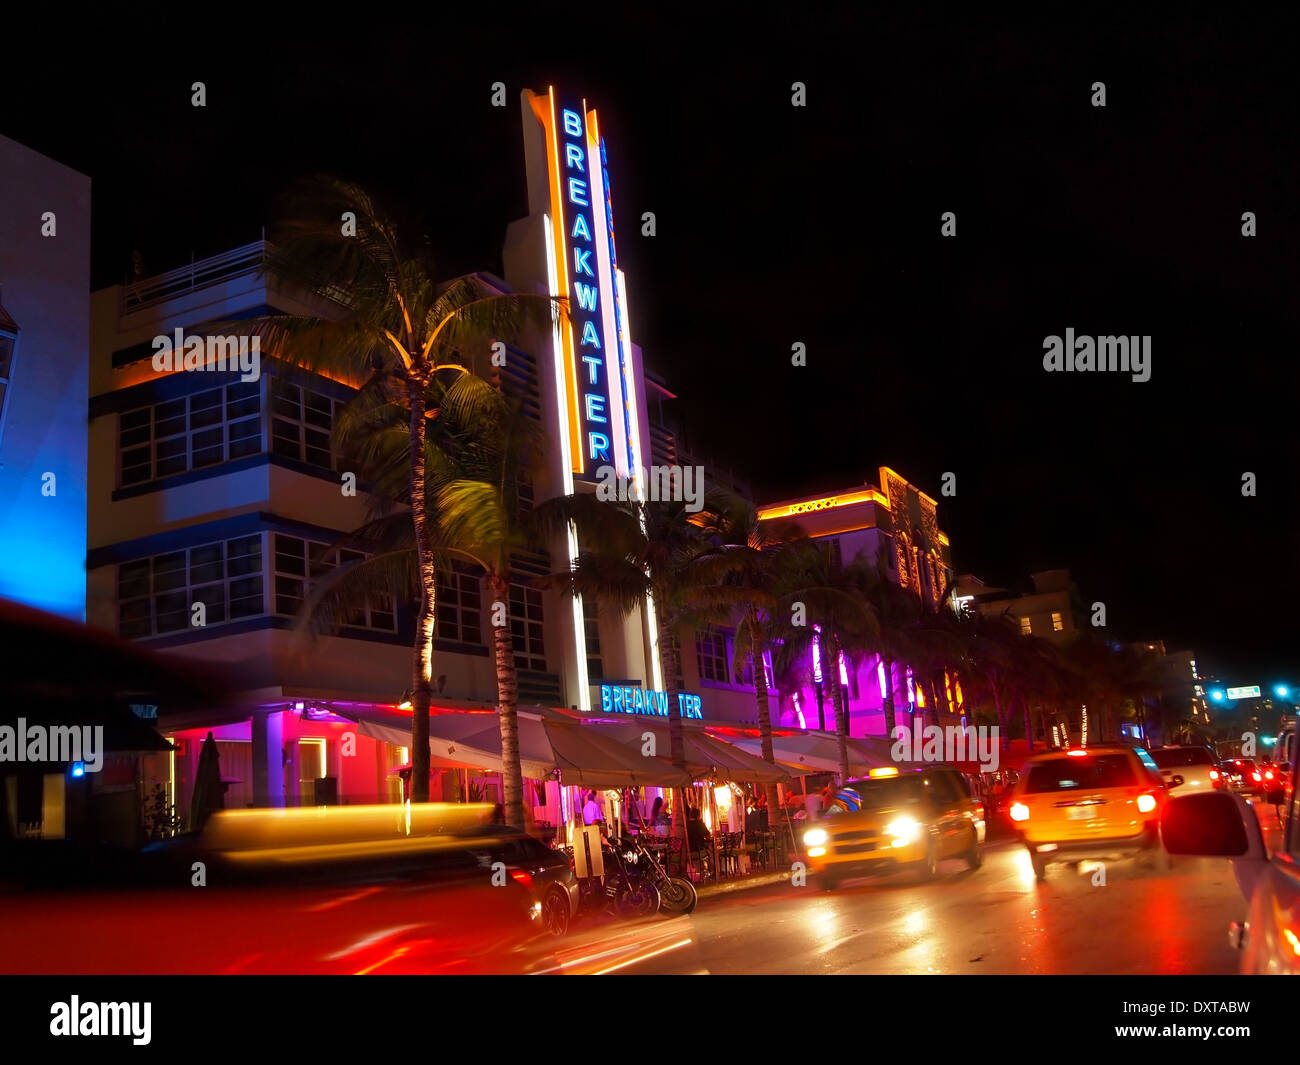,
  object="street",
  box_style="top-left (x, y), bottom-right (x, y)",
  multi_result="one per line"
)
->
top-left (537, 808), bottom-right (1285, 976)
